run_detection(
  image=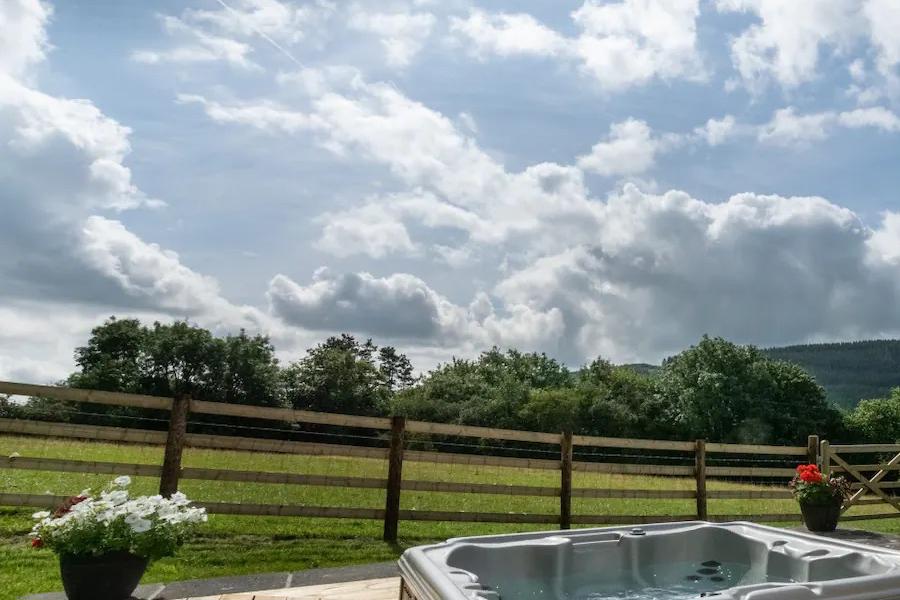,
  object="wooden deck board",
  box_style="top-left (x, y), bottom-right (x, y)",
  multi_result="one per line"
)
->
top-left (183, 576), bottom-right (401, 600)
